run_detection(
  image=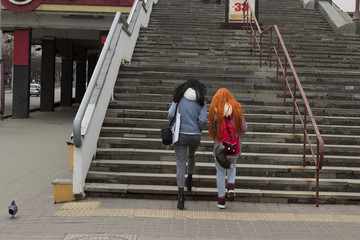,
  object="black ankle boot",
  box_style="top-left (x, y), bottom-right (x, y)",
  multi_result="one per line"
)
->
top-left (177, 188), bottom-right (185, 210)
top-left (186, 174), bottom-right (193, 192)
